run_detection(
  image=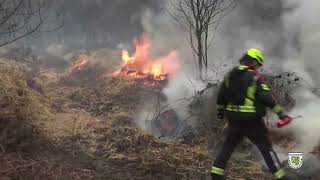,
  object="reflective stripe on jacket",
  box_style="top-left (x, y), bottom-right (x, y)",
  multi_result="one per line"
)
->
top-left (217, 65), bottom-right (282, 117)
